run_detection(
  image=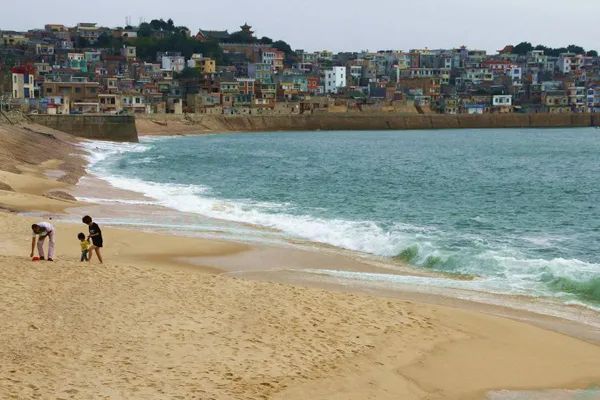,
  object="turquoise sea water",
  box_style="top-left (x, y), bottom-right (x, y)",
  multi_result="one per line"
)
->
top-left (85, 128), bottom-right (600, 309)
